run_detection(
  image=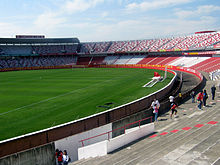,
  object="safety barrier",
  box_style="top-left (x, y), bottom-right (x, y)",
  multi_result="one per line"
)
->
top-left (79, 116), bottom-right (153, 147)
